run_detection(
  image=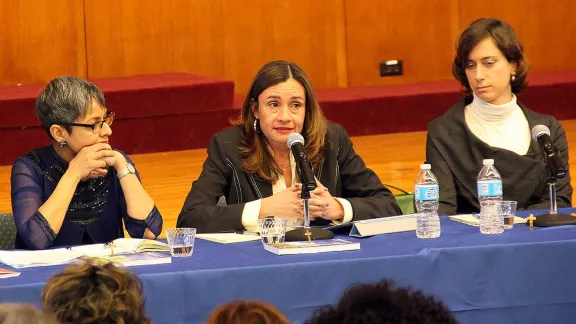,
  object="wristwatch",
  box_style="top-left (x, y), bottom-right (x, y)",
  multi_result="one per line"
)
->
top-left (117, 163), bottom-right (136, 180)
